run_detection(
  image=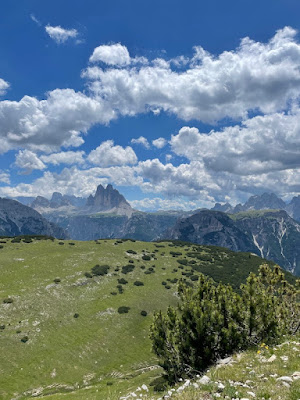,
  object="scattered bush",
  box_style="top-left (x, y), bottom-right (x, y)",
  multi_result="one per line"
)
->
top-left (118, 278), bottom-right (128, 285)
top-left (118, 306), bottom-right (130, 314)
top-left (16, 329), bottom-right (21, 334)
top-left (0, 245), bottom-right (3, 249)
top-left (68, 242), bottom-right (75, 246)
top-left (162, 281), bottom-right (167, 285)
top-left (58, 242), bottom-right (64, 245)
top-left (142, 255), bottom-right (151, 261)
top-left (128, 260), bottom-right (134, 264)
top-left (144, 270), bottom-right (152, 275)
top-left (140, 265), bottom-right (146, 269)
top-left (91, 264), bottom-right (110, 276)
top-left (190, 275), bottom-right (199, 281)
top-left (111, 292), bottom-right (117, 296)
top-left (177, 259), bottom-right (188, 266)
top-left (121, 264), bottom-right (135, 274)
top-left (0, 240), bottom-right (6, 244)
top-left (0, 325), bottom-right (5, 330)
top-left (73, 313), bottom-right (79, 318)
top-left (141, 310), bottom-right (148, 317)
top-left (84, 272), bottom-right (92, 278)
top-left (3, 298), bottom-right (13, 304)
top-left (170, 251), bottom-right (182, 257)
top-left (53, 278), bottom-right (61, 284)
top-left (21, 336), bottom-right (29, 343)
top-left (134, 281), bottom-right (144, 286)
top-left (165, 285), bottom-right (171, 289)
top-left (127, 250), bottom-right (137, 254)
